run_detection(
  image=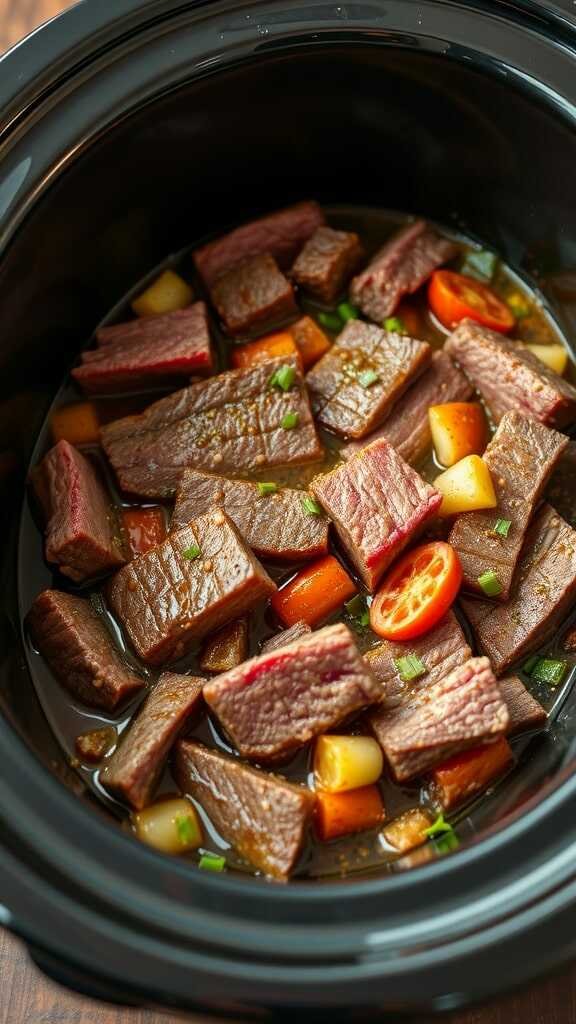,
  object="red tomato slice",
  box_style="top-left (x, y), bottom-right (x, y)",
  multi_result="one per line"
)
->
top-left (370, 542), bottom-right (462, 642)
top-left (428, 270), bottom-right (515, 334)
